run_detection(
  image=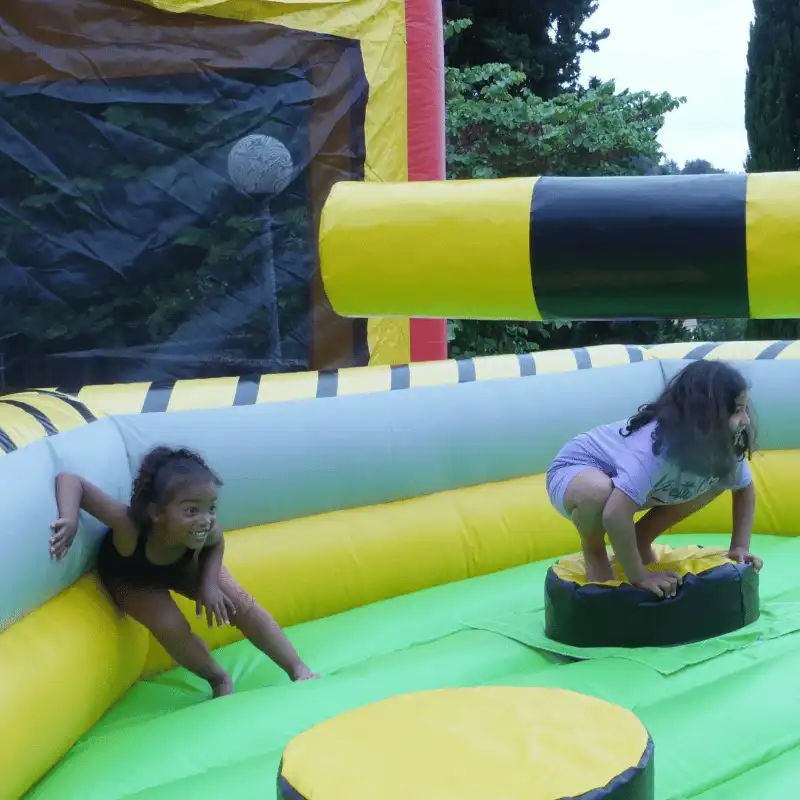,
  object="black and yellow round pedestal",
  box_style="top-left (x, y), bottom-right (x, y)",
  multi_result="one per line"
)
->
top-left (545, 544), bottom-right (760, 648)
top-left (278, 687), bottom-right (654, 800)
